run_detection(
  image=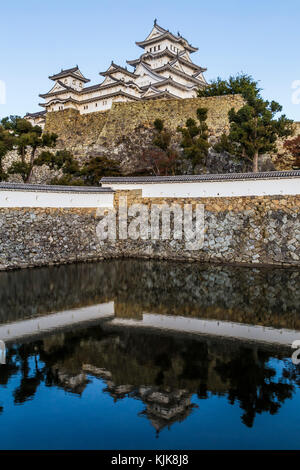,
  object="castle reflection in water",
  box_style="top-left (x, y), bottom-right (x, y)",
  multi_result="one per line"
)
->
top-left (0, 259), bottom-right (299, 434)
